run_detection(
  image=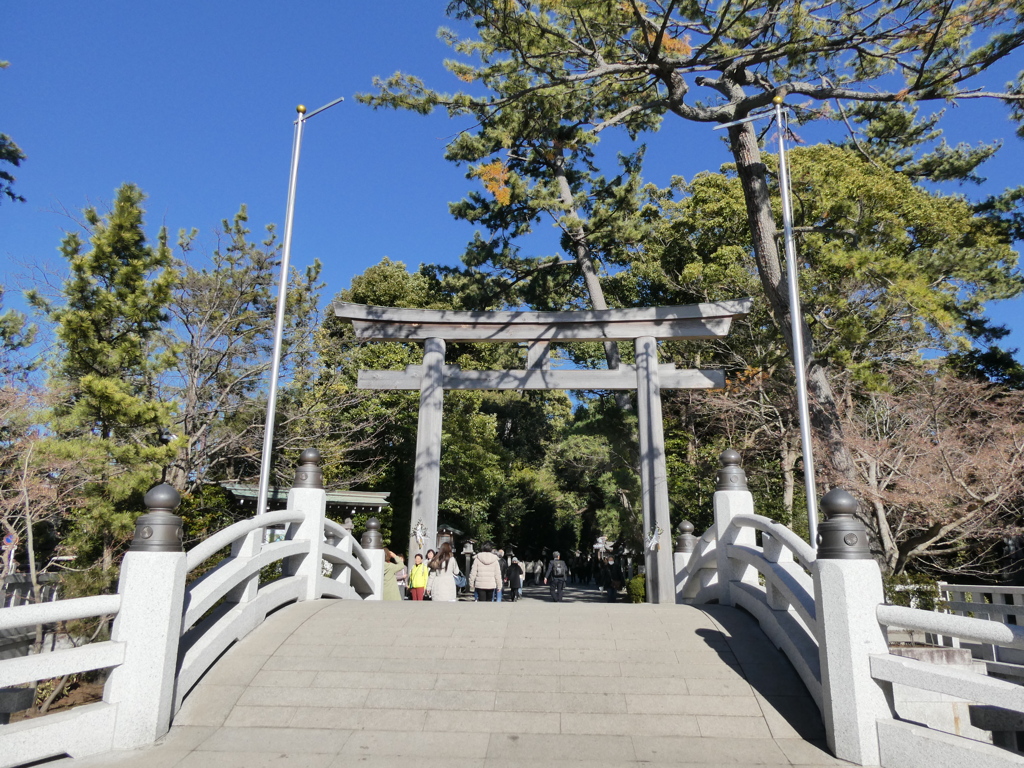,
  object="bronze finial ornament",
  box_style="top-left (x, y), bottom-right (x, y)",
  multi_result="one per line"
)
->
top-left (130, 484), bottom-right (184, 553)
top-left (816, 489), bottom-right (872, 560)
top-left (361, 517), bottom-right (384, 550)
top-left (293, 447), bottom-right (323, 489)
top-left (715, 448), bottom-right (748, 492)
